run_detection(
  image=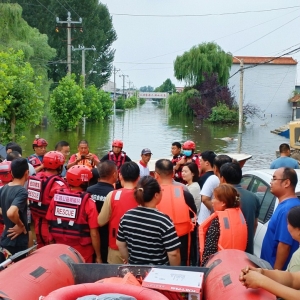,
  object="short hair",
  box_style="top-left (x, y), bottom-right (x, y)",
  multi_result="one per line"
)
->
top-left (220, 162), bottom-right (242, 185)
top-left (213, 184), bottom-right (240, 208)
top-left (282, 167), bottom-right (298, 188)
top-left (214, 155), bottom-right (232, 171)
top-left (78, 140), bottom-right (89, 146)
top-left (120, 161), bottom-right (140, 182)
top-left (183, 162), bottom-right (199, 182)
top-left (279, 143), bottom-right (290, 153)
top-left (6, 151), bottom-right (21, 161)
top-left (134, 176), bottom-right (161, 205)
top-left (287, 206), bottom-right (300, 228)
top-left (6, 142), bottom-right (22, 155)
top-left (55, 141), bottom-right (70, 151)
top-left (11, 158), bottom-right (28, 179)
top-left (155, 159), bottom-right (173, 177)
top-left (97, 160), bottom-right (117, 179)
top-left (201, 151), bottom-right (216, 167)
top-left (172, 142), bottom-right (181, 149)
